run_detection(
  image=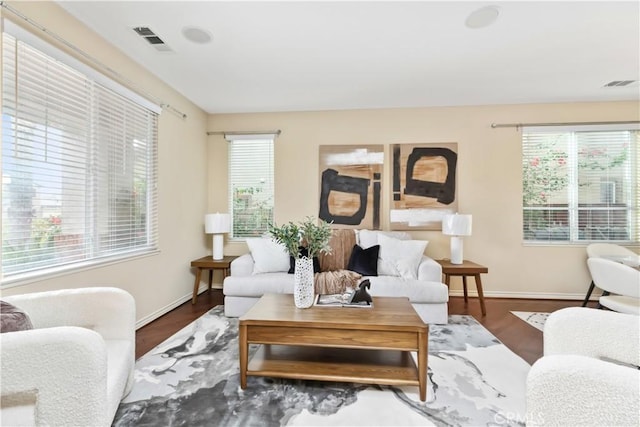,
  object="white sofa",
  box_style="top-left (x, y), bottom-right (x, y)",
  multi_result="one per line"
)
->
top-left (224, 230), bottom-right (449, 323)
top-left (0, 287), bottom-right (136, 427)
top-left (526, 307), bottom-right (639, 426)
